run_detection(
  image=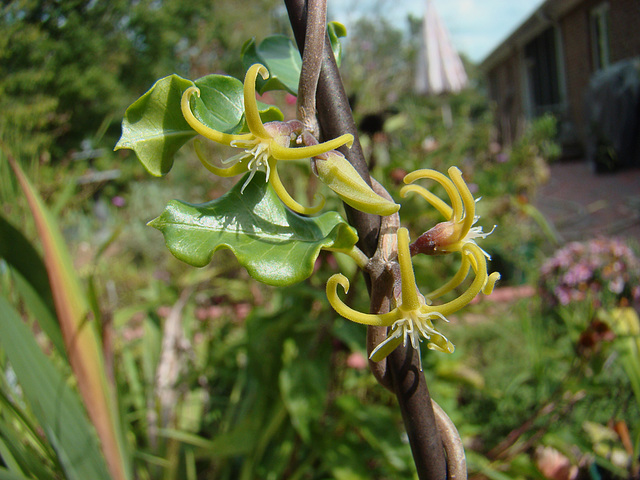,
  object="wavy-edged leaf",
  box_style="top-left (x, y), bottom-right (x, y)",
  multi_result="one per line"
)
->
top-left (8, 159), bottom-right (131, 480)
top-left (149, 172), bottom-right (358, 286)
top-left (0, 298), bottom-right (111, 480)
top-left (115, 74), bottom-right (196, 176)
top-left (116, 73), bottom-right (283, 176)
